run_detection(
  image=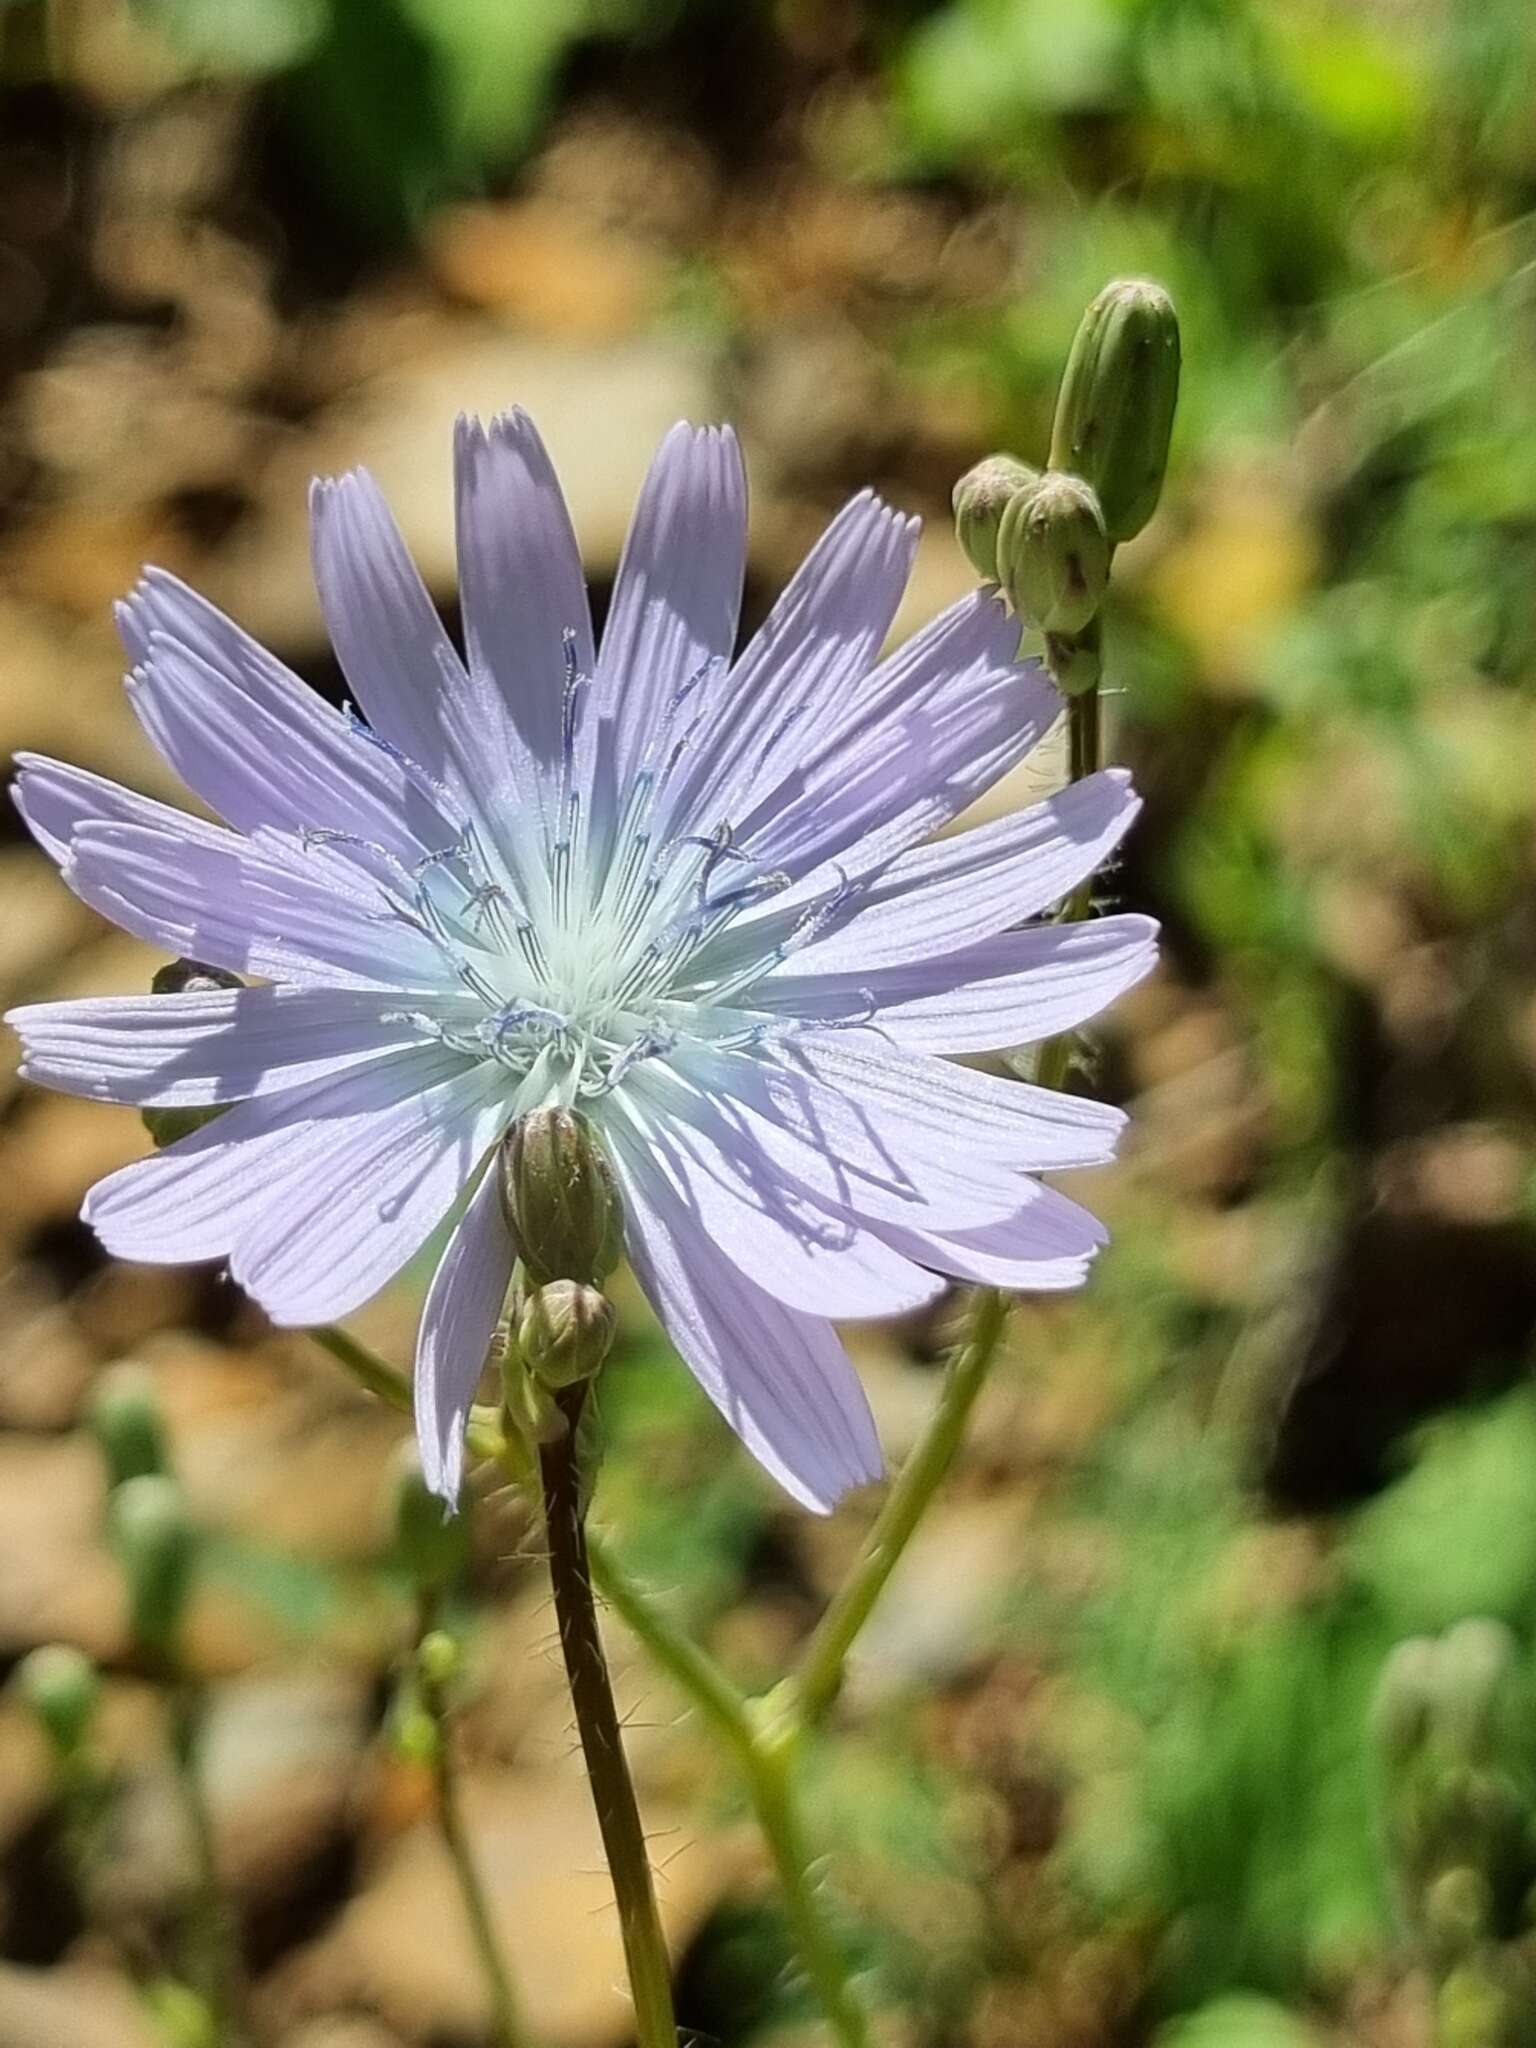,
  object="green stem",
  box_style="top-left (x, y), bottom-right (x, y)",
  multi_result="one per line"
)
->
top-left (588, 1539), bottom-right (869, 2046)
top-left (745, 1725), bottom-right (872, 2048)
top-left (168, 1684), bottom-right (249, 2046)
top-left (791, 674), bottom-right (1104, 1724)
top-left (539, 1390), bottom-right (678, 2048)
top-left (416, 1598), bottom-right (533, 2048)
top-left (311, 1323), bottom-right (416, 1410)
top-left (791, 1287), bottom-right (1010, 1725)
